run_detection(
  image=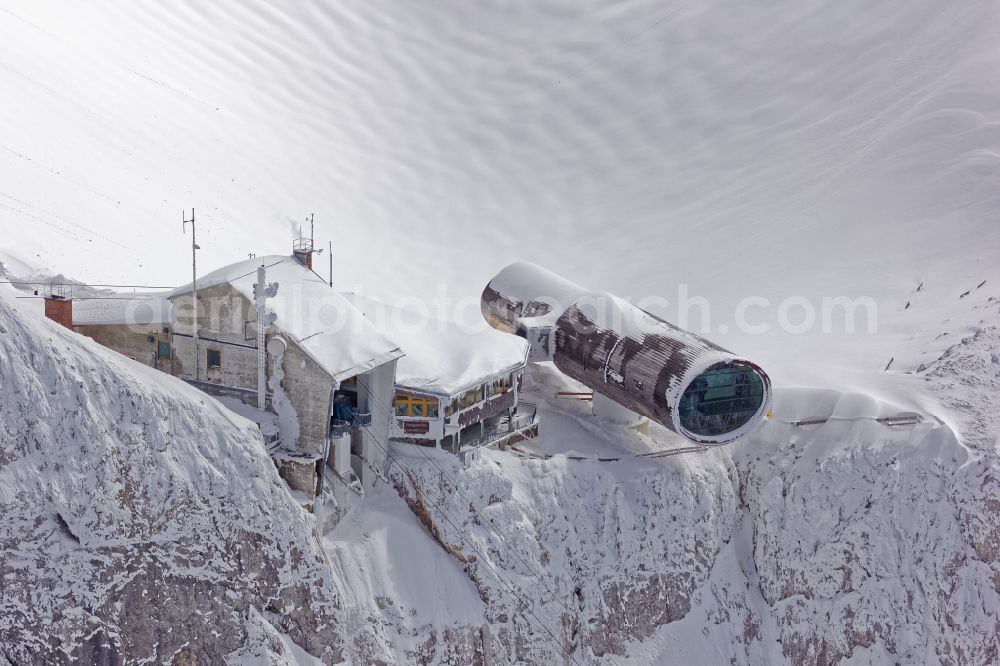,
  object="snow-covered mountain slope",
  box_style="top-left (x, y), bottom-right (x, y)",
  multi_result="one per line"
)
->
top-left (0, 290), bottom-right (341, 663)
top-left (3, 1), bottom-right (1000, 663)
top-left (383, 360), bottom-right (1000, 665)
top-left (6, 294), bottom-right (990, 665)
top-left (324, 491), bottom-right (488, 663)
